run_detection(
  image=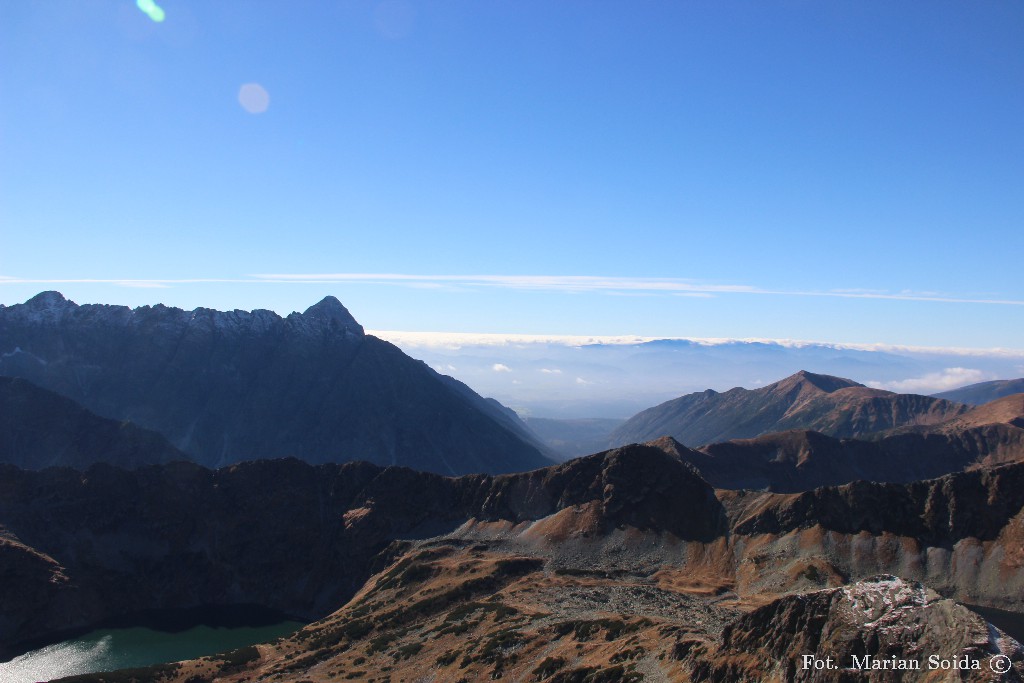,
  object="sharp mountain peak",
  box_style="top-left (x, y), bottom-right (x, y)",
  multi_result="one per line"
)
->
top-left (774, 369), bottom-right (864, 393)
top-left (300, 295), bottom-right (364, 334)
